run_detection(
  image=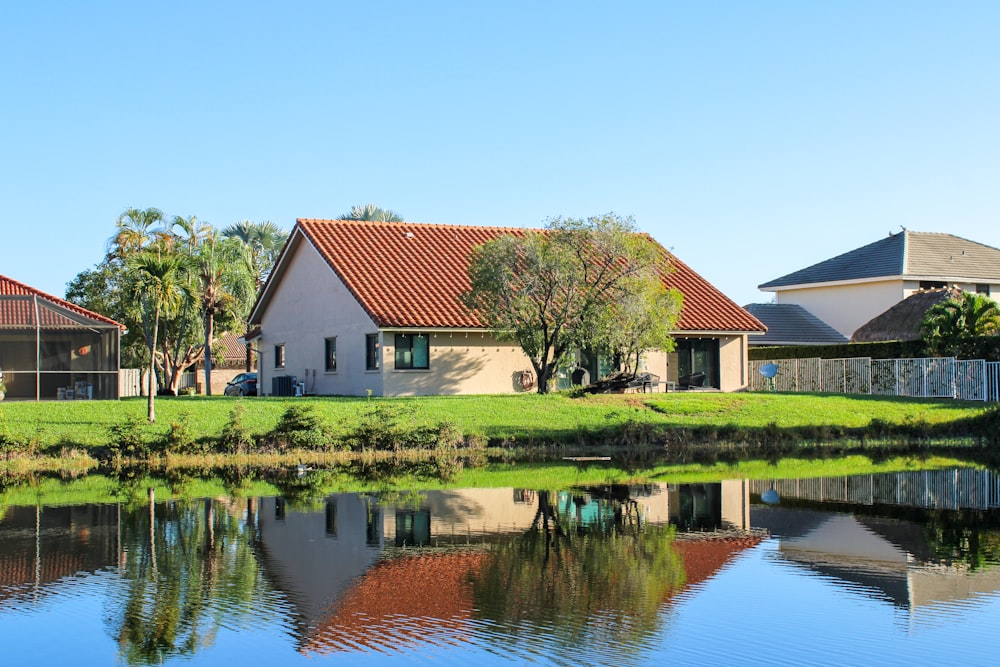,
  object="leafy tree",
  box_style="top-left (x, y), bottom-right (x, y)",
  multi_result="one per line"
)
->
top-left (463, 214), bottom-right (682, 393)
top-left (922, 291), bottom-right (1000, 357)
top-left (339, 203), bottom-right (403, 222)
